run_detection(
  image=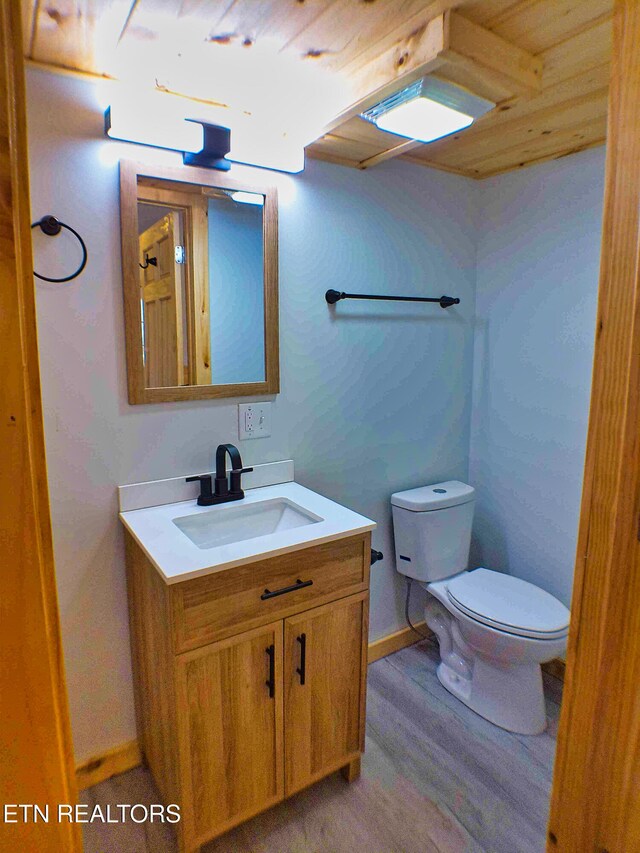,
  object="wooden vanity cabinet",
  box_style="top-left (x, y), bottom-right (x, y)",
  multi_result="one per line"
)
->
top-left (125, 531), bottom-right (370, 852)
top-left (283, 595), bottom-right (367, 794)
top-left (176, 621), bottom-right (285, 843)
